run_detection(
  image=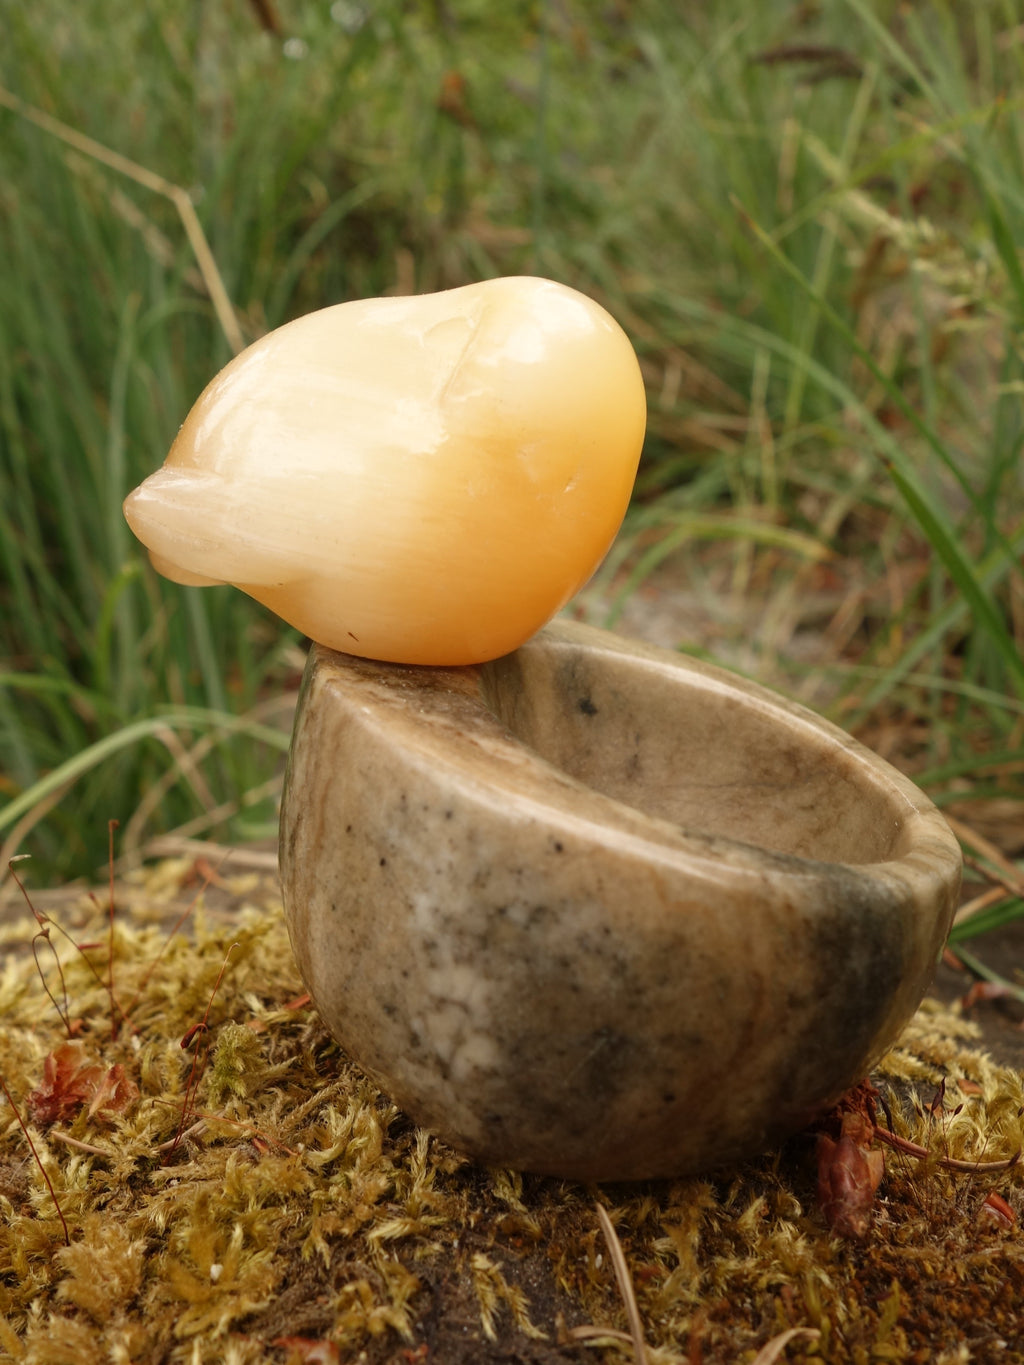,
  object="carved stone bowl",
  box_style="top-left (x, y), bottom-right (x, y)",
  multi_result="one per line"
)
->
top-left (279, 620), bottom-right (961, 1181)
